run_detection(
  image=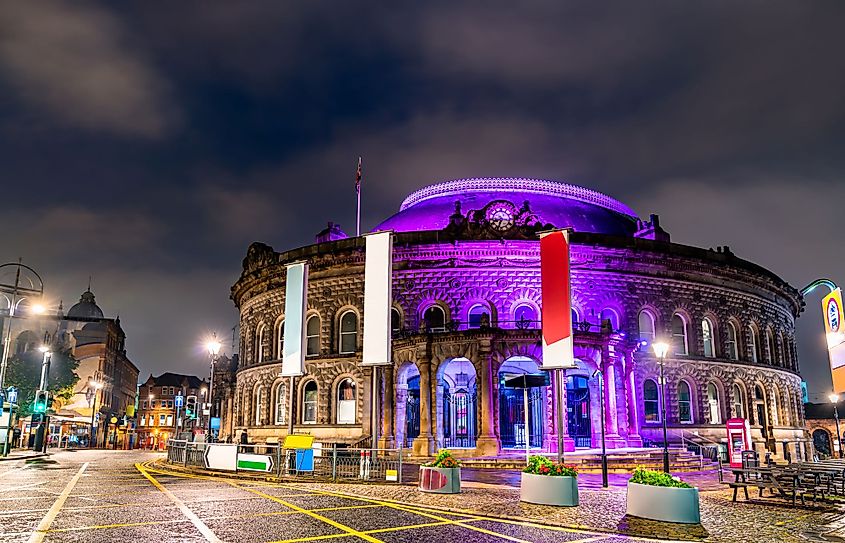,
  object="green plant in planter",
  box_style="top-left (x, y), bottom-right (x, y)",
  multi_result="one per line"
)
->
top-left (629, 467), bottom-right (692, 488)
top-left (426, 449), bottom-right (461, 468)
top-left (523, 455), bottom-right (578, 477)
